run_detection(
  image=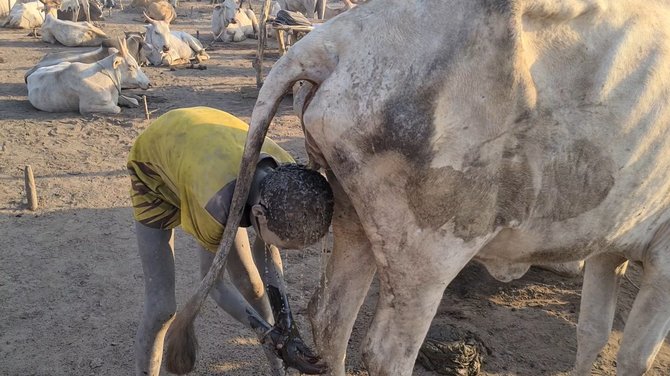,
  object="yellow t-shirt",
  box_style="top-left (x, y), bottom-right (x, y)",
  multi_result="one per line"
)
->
top-left (127, 107), bottom-right (294, 252)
